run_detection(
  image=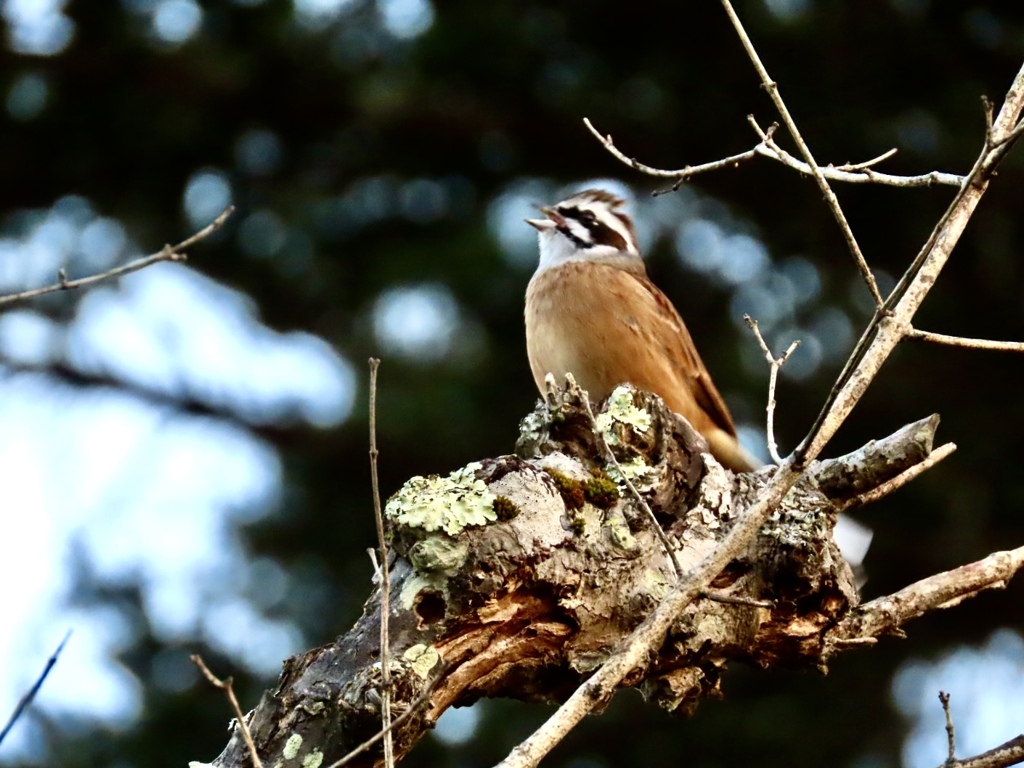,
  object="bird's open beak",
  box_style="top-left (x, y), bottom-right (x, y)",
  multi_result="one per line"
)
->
top-left (525, 205), bottom-right (562, 231)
